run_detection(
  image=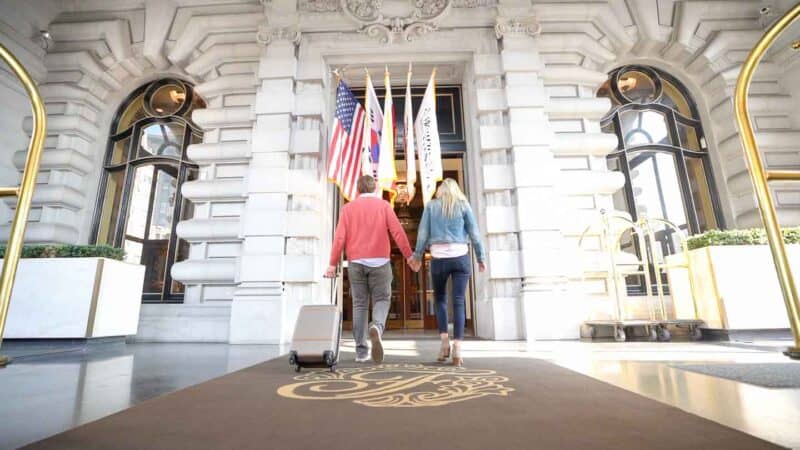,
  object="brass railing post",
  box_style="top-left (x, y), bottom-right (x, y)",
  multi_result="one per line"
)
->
top-left (0, 43), bottom-right (47, 367)
top-left (734, 3), bottom-right (800, 359)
